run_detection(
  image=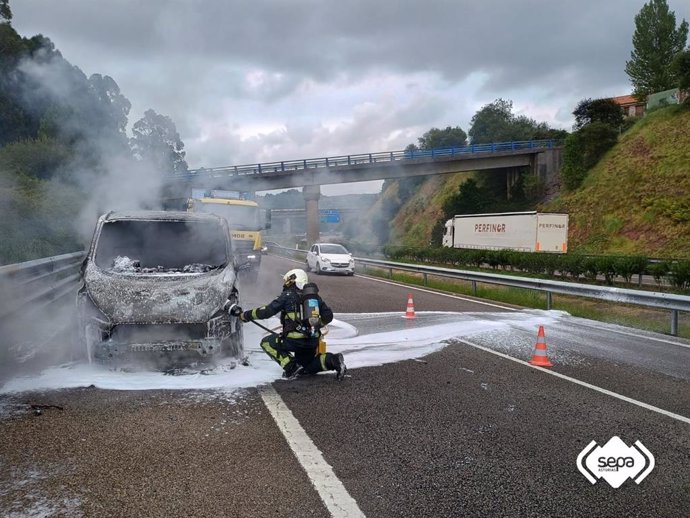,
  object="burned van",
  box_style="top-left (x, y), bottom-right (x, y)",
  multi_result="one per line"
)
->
top-left (77, 211), bottom-right (244, 367)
